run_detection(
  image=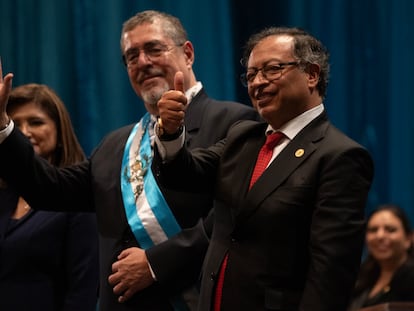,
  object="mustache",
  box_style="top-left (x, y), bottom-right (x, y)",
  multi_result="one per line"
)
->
top-left (137, 67), bottom-right (164, 83)
top-left (255, 88), bottom-right (267, 99)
